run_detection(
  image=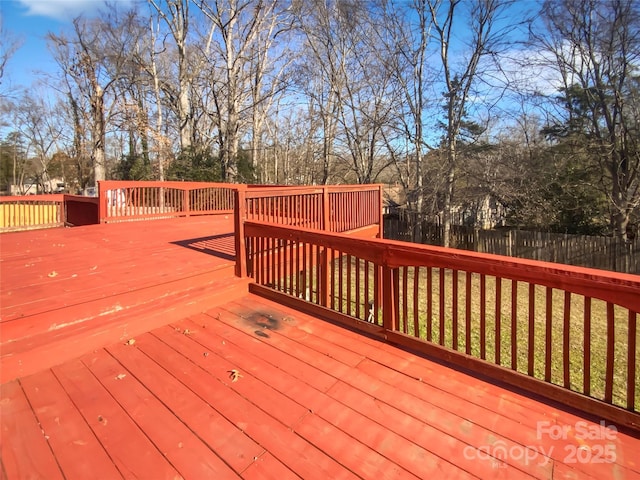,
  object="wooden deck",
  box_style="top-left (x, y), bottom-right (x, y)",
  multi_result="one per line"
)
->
top-left (0, 216), bottom-right (248, 382)
top-left (1, 218), bottom-right (639, 479)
